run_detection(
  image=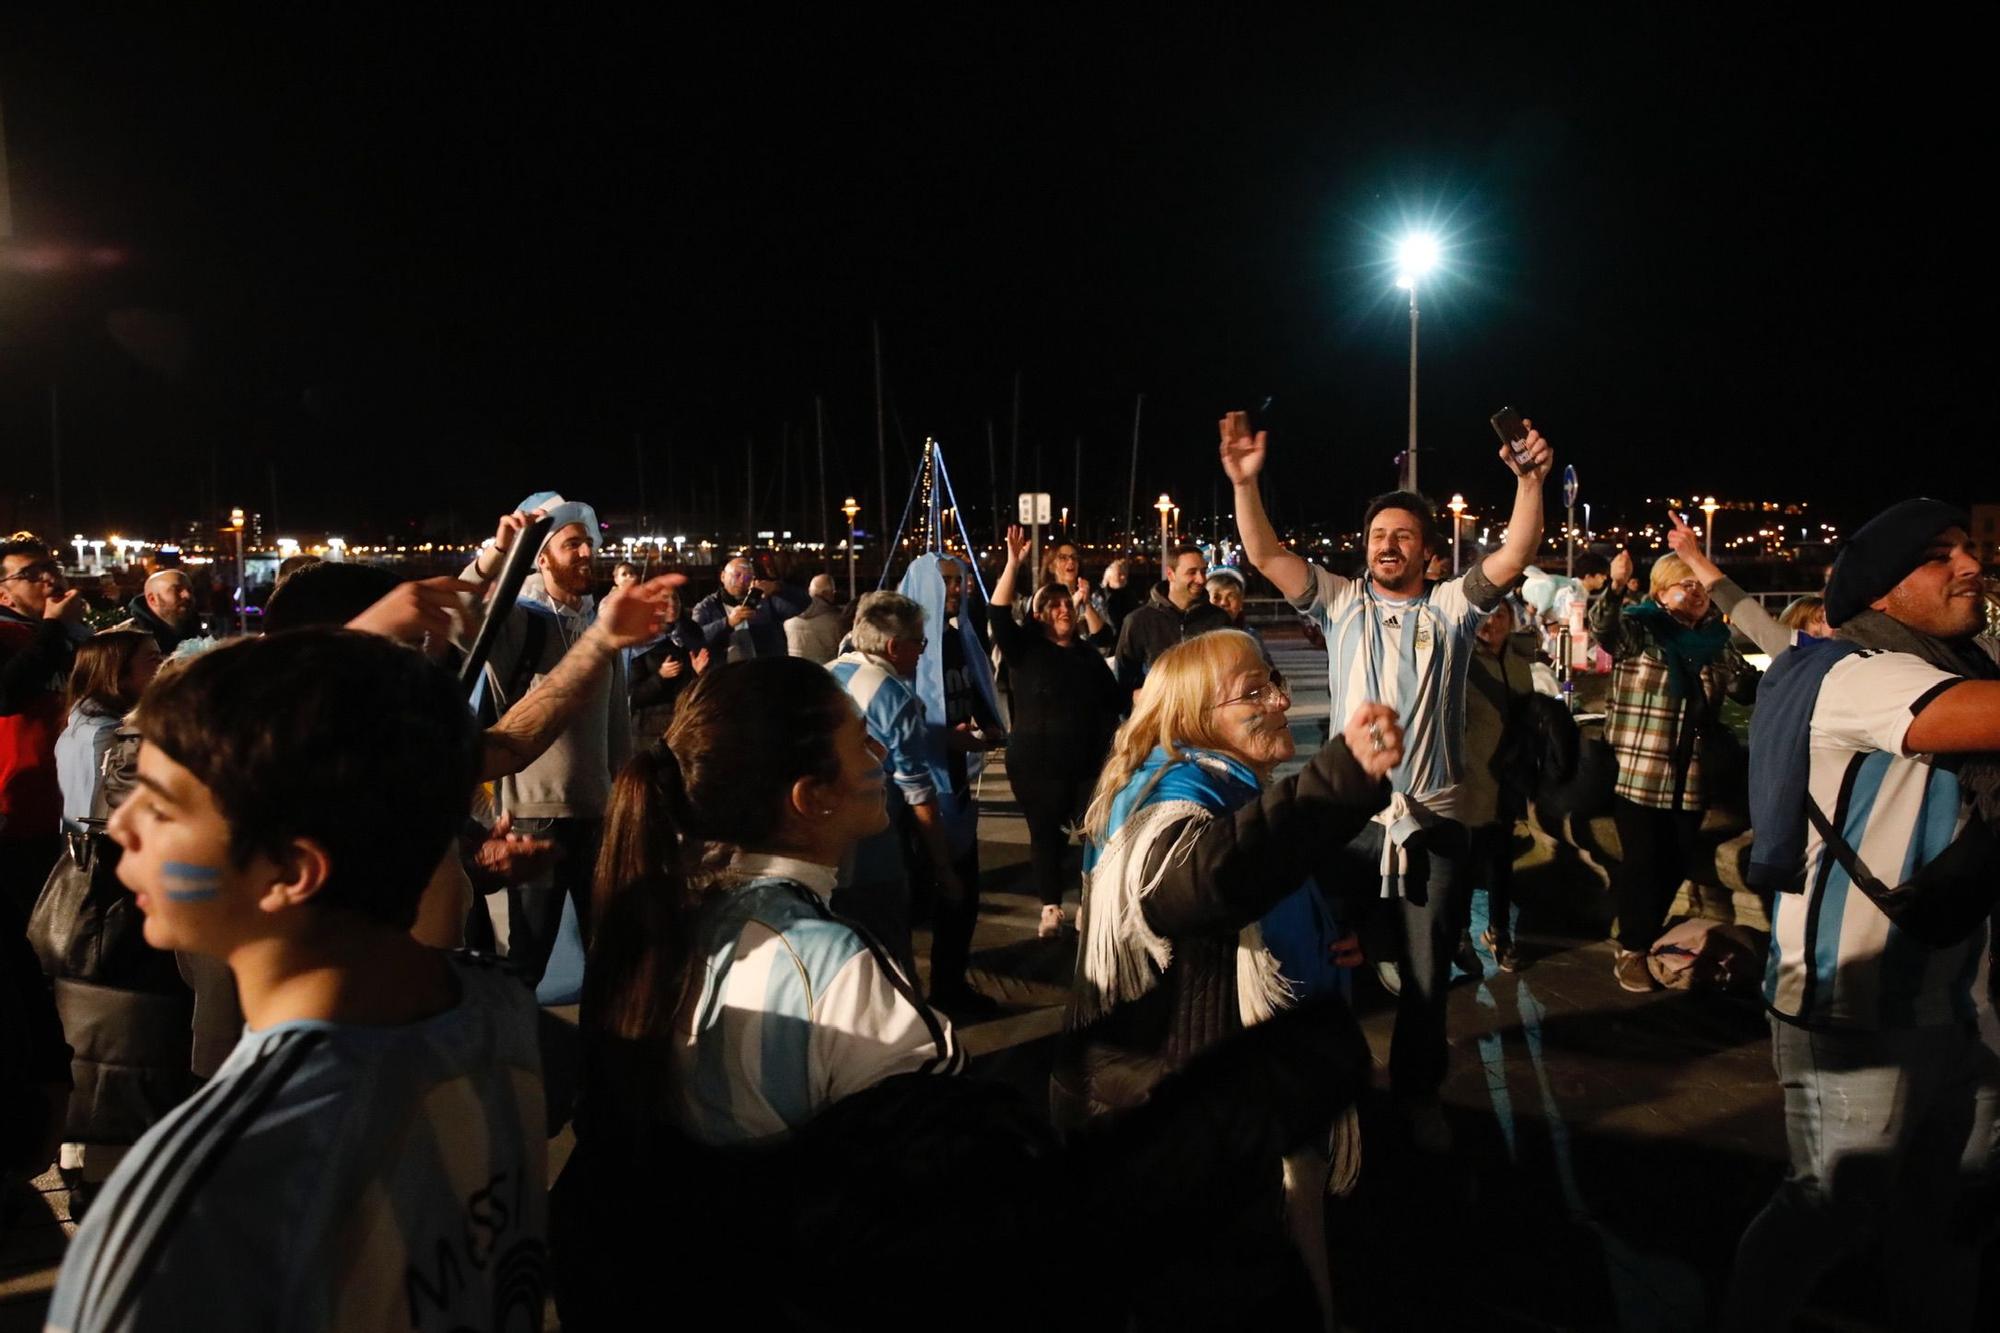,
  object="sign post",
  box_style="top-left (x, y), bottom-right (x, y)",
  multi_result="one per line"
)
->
top-left (1018, 492), bottom-right (1052, 590)
top-left (1562, 464), bottom-right (1580, 578)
